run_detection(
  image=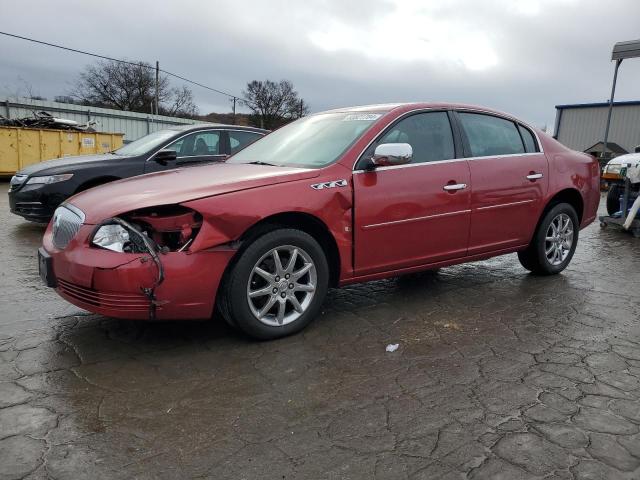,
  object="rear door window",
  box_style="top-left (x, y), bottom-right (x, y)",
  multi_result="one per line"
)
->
top-left (458, 112), bottom-right (525, 157)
